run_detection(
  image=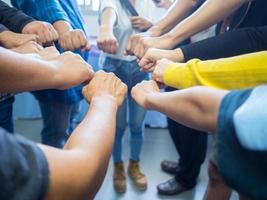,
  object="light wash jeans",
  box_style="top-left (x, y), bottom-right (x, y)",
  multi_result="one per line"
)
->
top-left (102, 57), bottom-right (149, 163)
top-left (39, 101), bottom-right (80, 148)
